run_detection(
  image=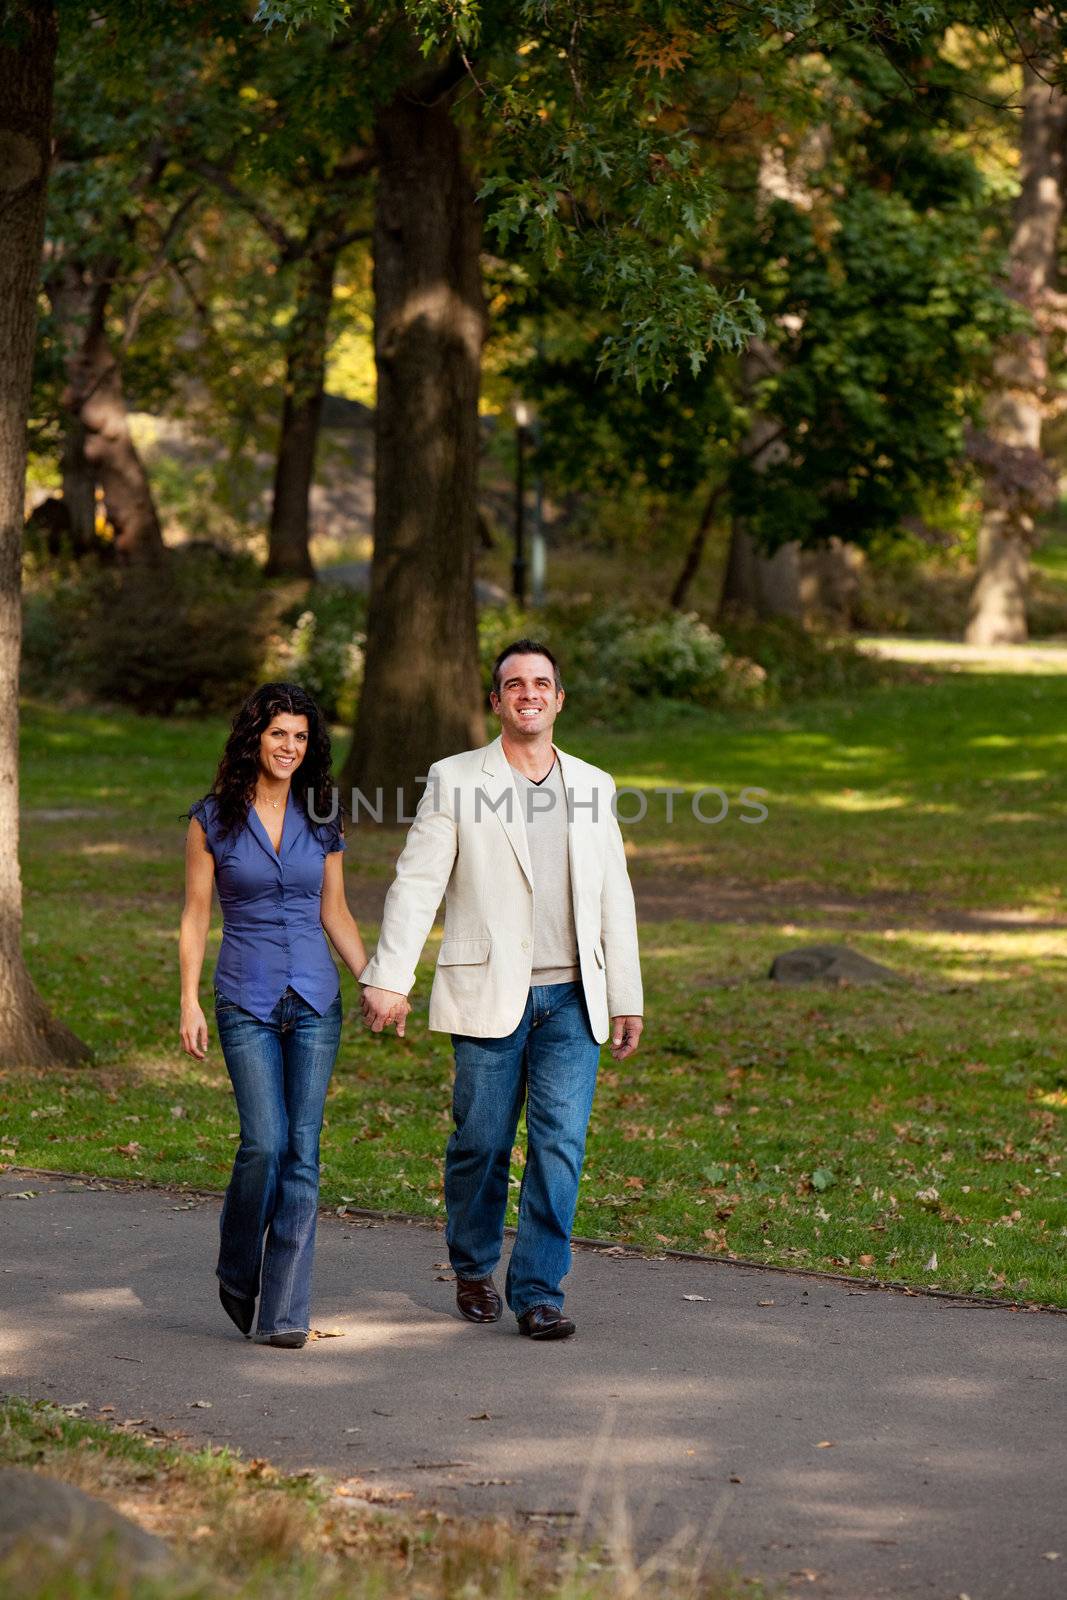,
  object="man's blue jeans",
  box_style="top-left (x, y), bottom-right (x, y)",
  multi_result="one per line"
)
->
top-left (214, 985), bottom-right (342, 1337)
top-left (446, 981), bottom-right (600, 1316)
